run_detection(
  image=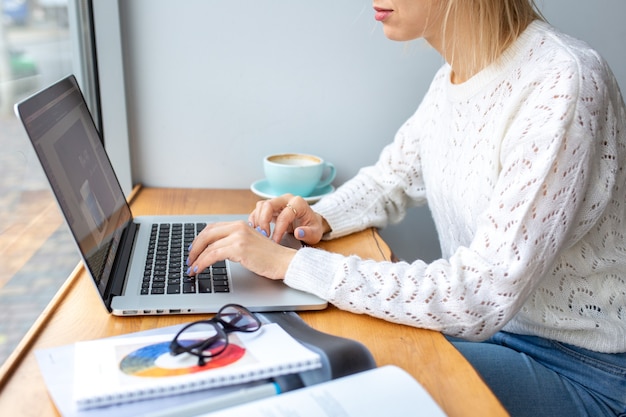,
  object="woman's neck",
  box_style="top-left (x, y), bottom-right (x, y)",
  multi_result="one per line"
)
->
top-left (427, 15), bottom-right (533, 85)
top-left (425, 16), bottom-right (477, 84)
